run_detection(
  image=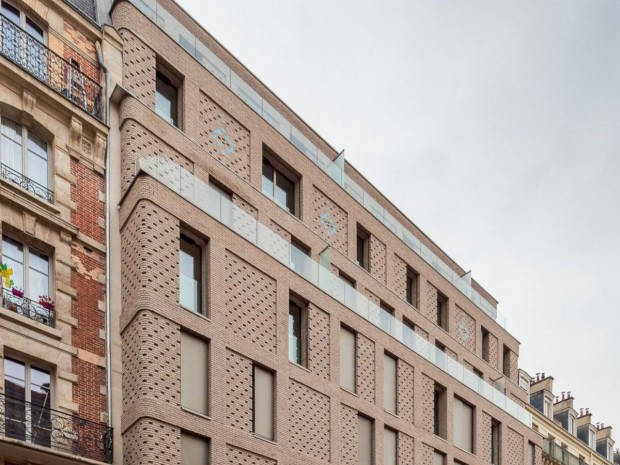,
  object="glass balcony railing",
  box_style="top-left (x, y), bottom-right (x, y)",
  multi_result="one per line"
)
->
top-left (137, 155), bottom-right (531, 427)
top-left (0, 14), bottom-right (102, 120)
top-left (544, 439), bottom-right (588, 465)
top-left (0, 392), bottom-right (113, 462)
top-left (125, 0), bottom-right (508, 329)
